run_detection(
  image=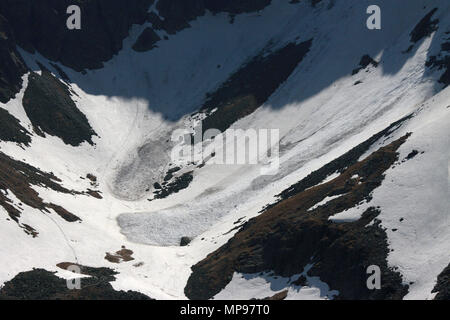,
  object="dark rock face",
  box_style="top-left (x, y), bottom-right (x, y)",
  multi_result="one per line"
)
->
top-left (156, 0), bottom-right (207, 34)
top-left (0, 107), bottom-right (31, 145)
top-left (201, 40), bottom-right (312, 134)
top-left (432, 263), bottom-right (450, 300)
top-left (0, 0), bottom-right (154, 71)
top-left (352, 54), bottom-right (378, 75)
top-left (205, 0), bottom-right (271, 15)
top-left (0, 266), bottom-right (151, 300)
top-left (0, 15), bottom-right (28, 103)
top-left (426, 36), bottom-right (450, 87)
top-left (0, 150), bottom-right (81, 236)
top-left (185, 119), bottom-right (412, 300)
top-left (0, 0), bottom-right (271, 70)
top-left (180, 236), bottom-right (192, 246)
top-left (410, 8), bottom-right (439, 44)
top-left (22, 70), bottom-right (97, 146)
top-left (0, 0), bottom-right (273, 103)
top-left (154, 171), bottom-right (194, 199)
top-left (132, 27), bottom-right (161, 52)
top-left (155, 0), bottom-right (271, 34)
top-left (265, 114), bottom-right (412, 208)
